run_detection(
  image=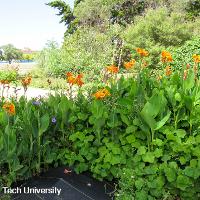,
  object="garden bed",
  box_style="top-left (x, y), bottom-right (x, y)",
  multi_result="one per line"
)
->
top-left (0, 49), bottom-right (200, 199)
